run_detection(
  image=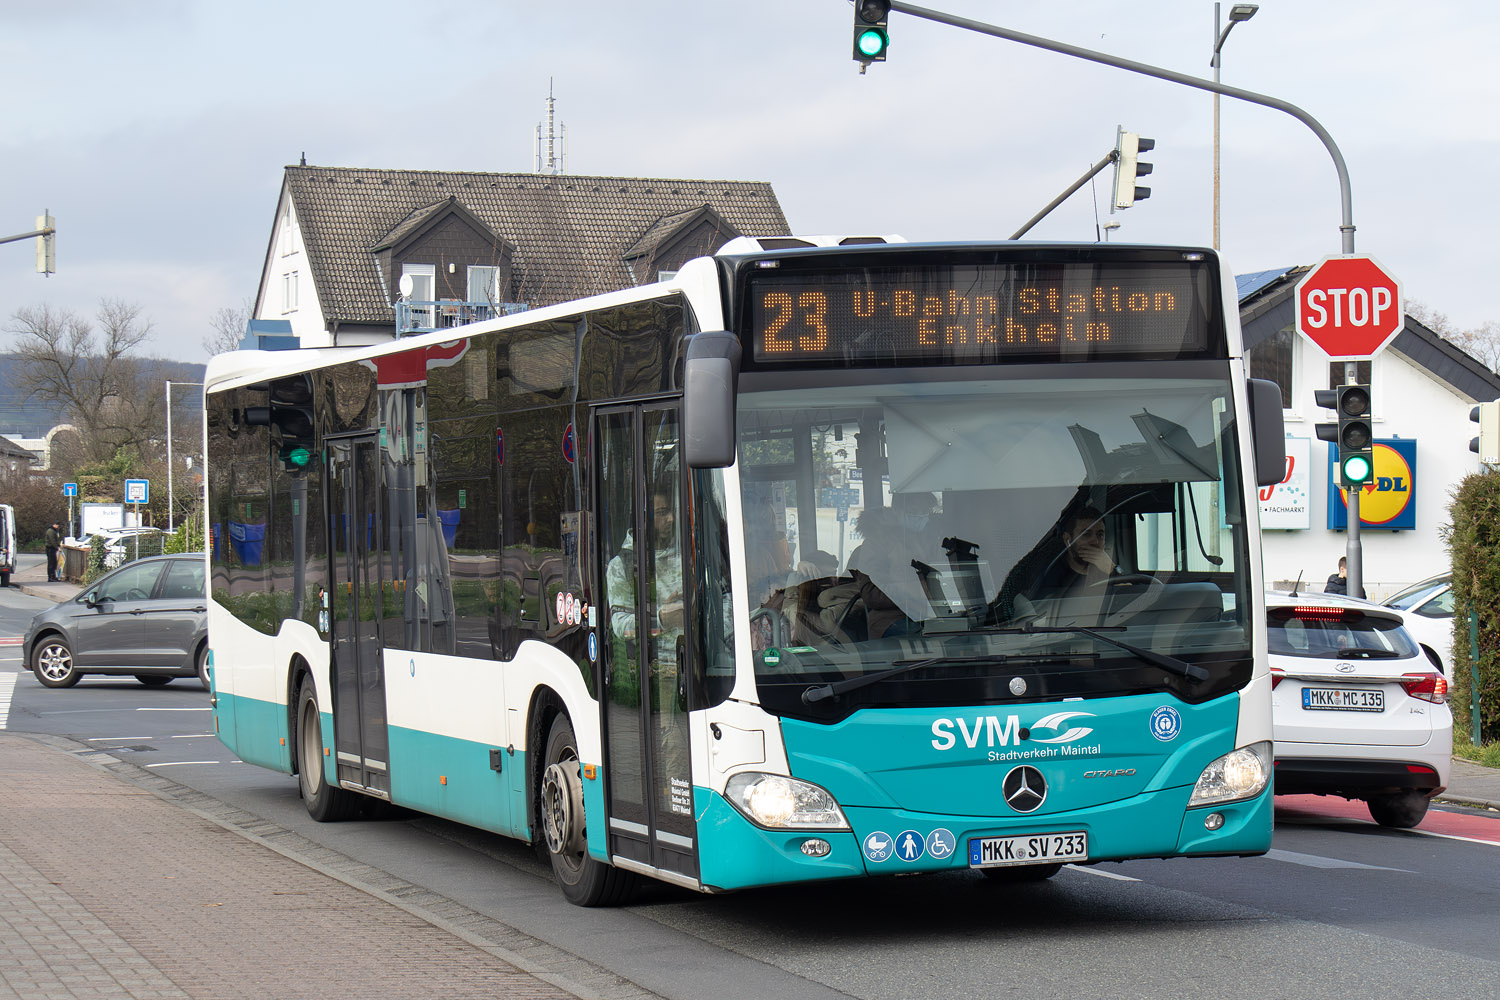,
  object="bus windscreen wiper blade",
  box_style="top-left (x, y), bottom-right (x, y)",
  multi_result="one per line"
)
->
top-left (802, 654), bottom-right (994, 705)
top-left (975, 624), bottom-right (1209, 681)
